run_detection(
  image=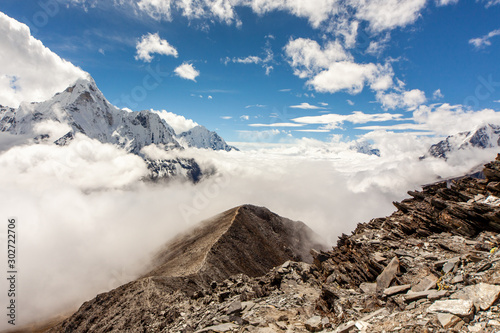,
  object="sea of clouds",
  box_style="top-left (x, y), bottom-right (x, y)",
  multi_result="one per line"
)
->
top-left (0, 131), bottom-right (497, 328)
